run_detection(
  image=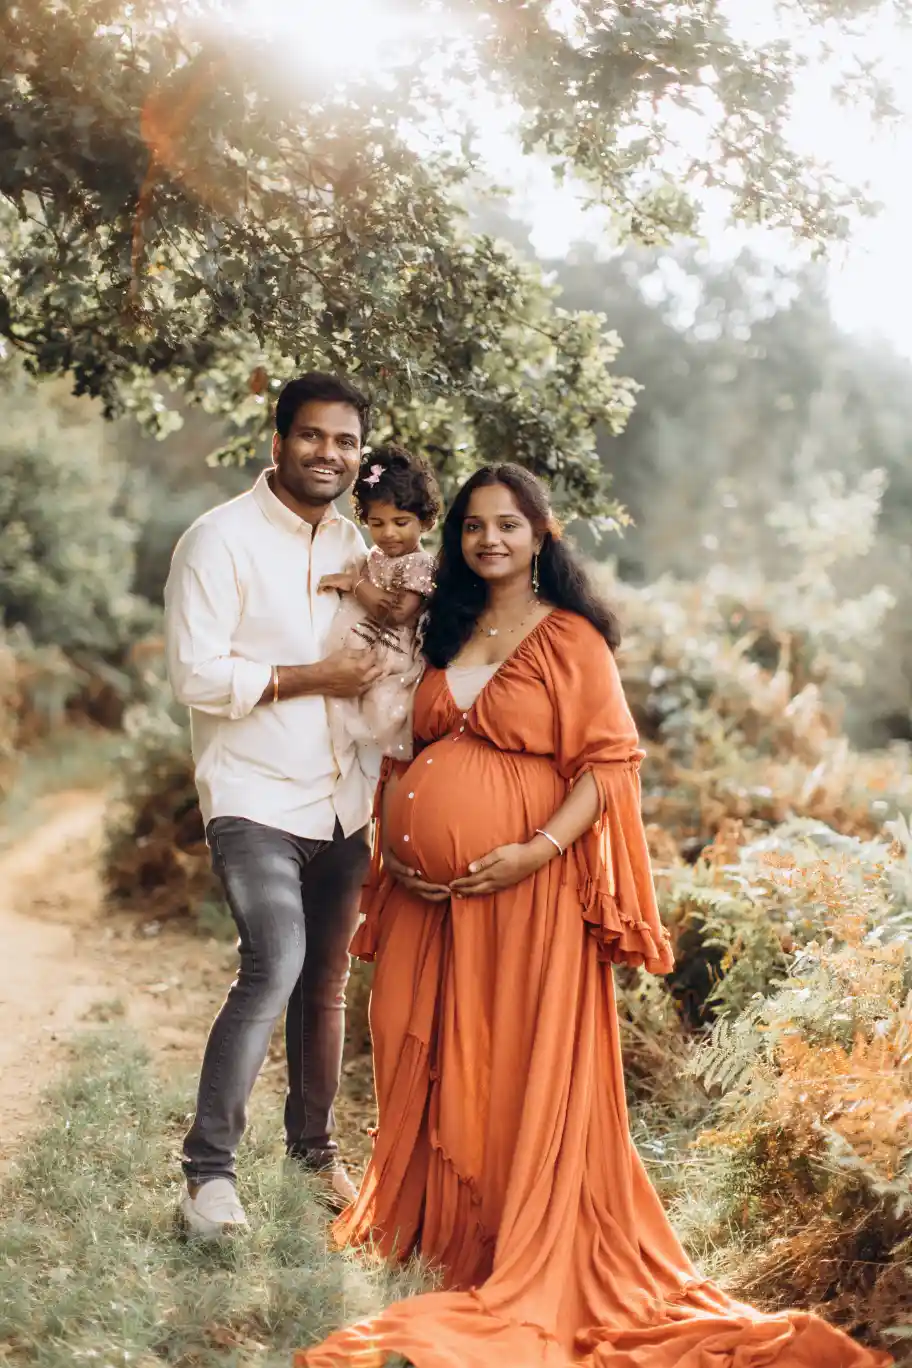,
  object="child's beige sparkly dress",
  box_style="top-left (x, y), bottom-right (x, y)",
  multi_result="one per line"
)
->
top-left (327, 546), bottom-right (435, 776)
